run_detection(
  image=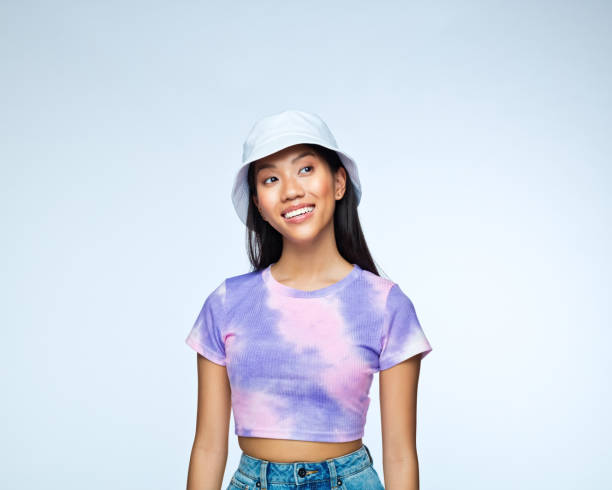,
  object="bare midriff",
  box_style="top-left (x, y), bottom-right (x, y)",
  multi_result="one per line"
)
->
top-left (237, 436), bottom-right (363, 463)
